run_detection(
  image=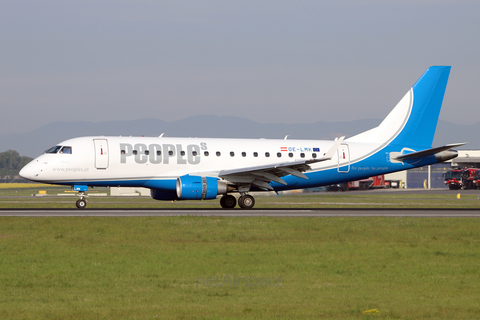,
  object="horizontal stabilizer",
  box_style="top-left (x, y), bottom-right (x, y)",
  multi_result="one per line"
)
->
top-left (395, 143), bottom-right (467, 160)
